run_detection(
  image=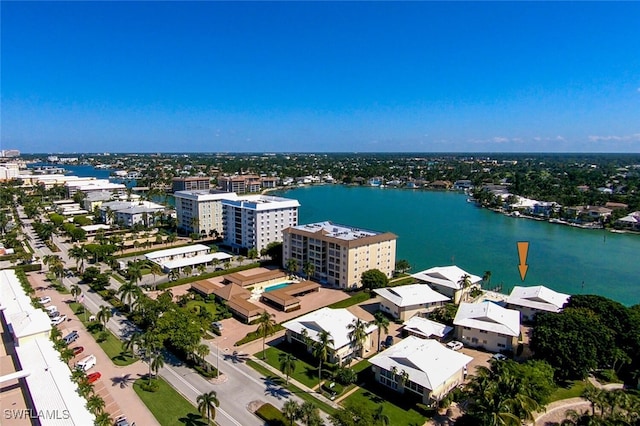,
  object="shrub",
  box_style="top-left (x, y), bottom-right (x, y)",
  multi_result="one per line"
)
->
top-left (334, 367), bottom-right (357, 385)
top-left (140, 380), bottom-right (160, 392)
top-left (97, 331), bottom-right (109, 343)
